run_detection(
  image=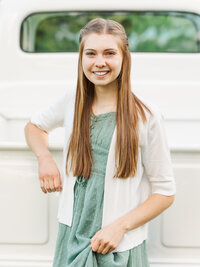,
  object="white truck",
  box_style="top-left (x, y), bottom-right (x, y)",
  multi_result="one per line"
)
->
top-left (0, 0), bottom-right (200, 266)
